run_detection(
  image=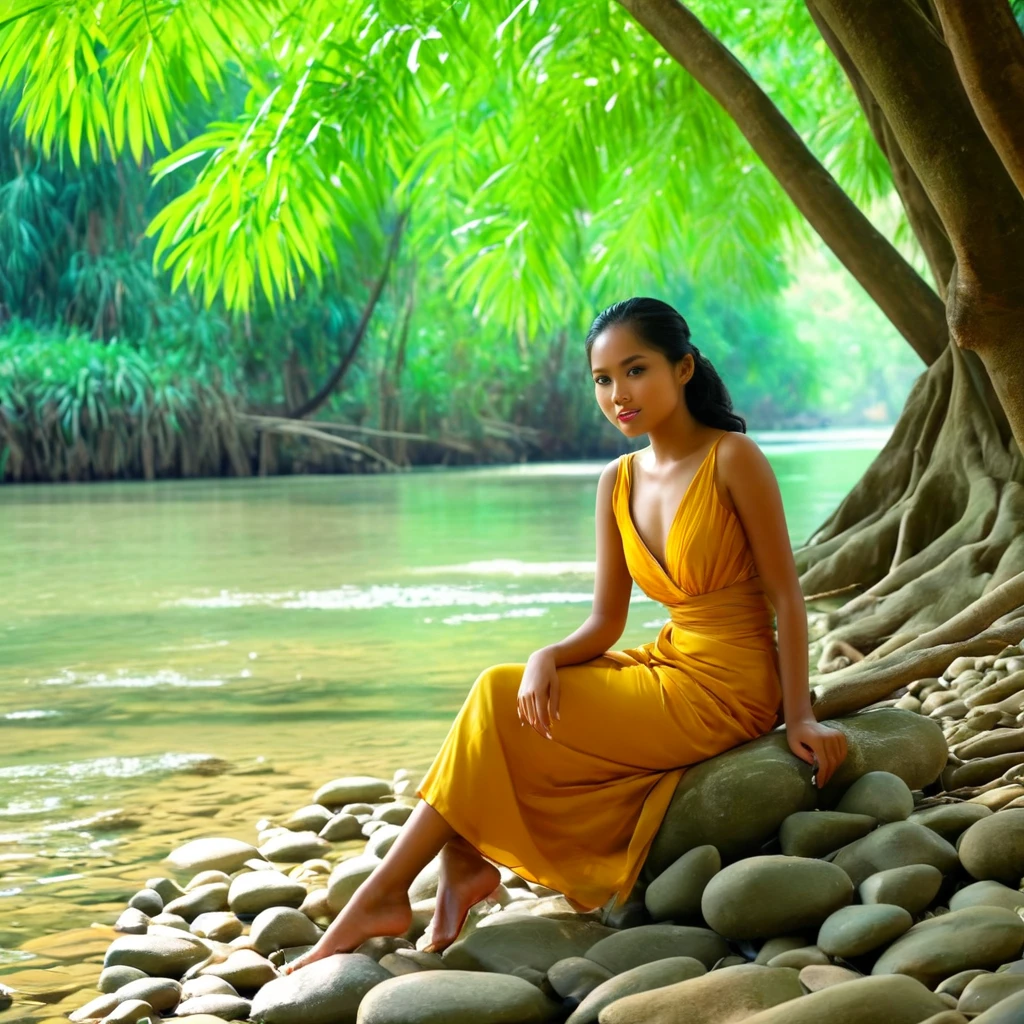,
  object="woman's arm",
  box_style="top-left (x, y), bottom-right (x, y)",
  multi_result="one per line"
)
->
top-left (535, 459), bottom-right (633, 668)
top-left (717, 433), bottom-right (848, 786)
